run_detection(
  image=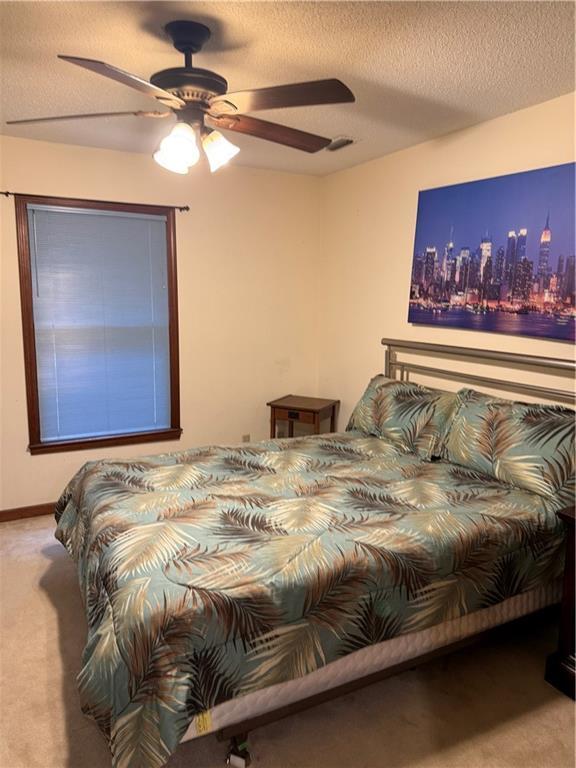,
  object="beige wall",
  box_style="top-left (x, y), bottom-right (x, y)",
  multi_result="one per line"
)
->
top-left (1, 92), bottom-right (574, 508)
top-left (0, 136), bottom-right (321, 508)
top-left (318, 93), bottom-right (575, 427)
